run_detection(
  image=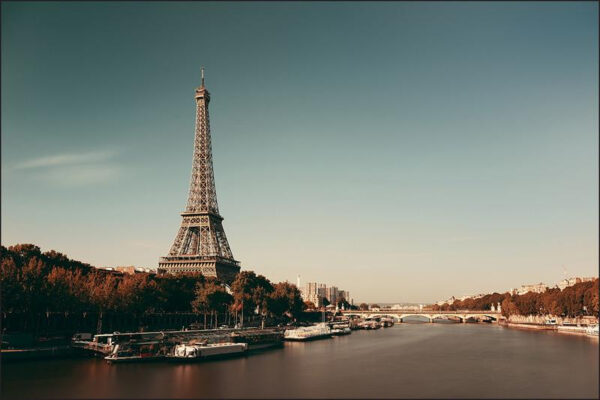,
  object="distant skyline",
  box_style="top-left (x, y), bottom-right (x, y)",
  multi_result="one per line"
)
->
top-left (2, 2), bottom-right (598, 303)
